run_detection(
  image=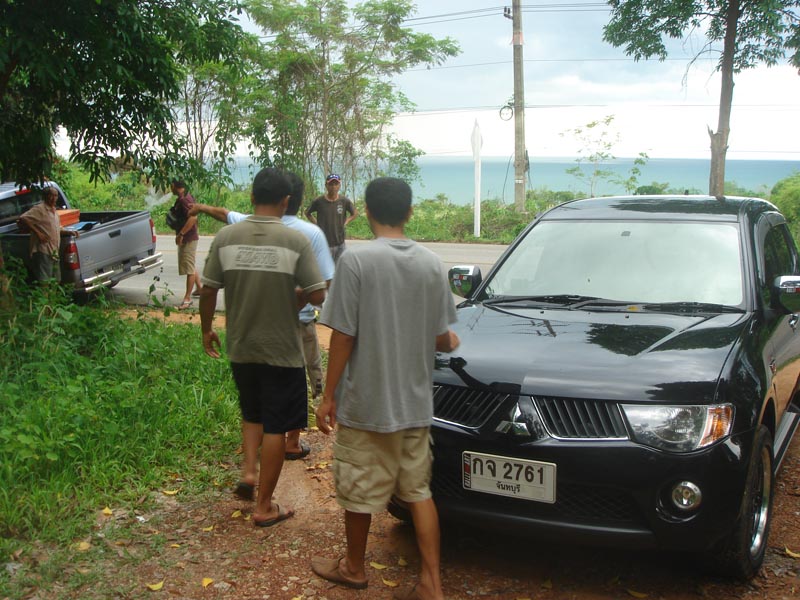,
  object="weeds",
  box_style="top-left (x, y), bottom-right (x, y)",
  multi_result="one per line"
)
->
top-left (0, 281), bottom-right (239, 597)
